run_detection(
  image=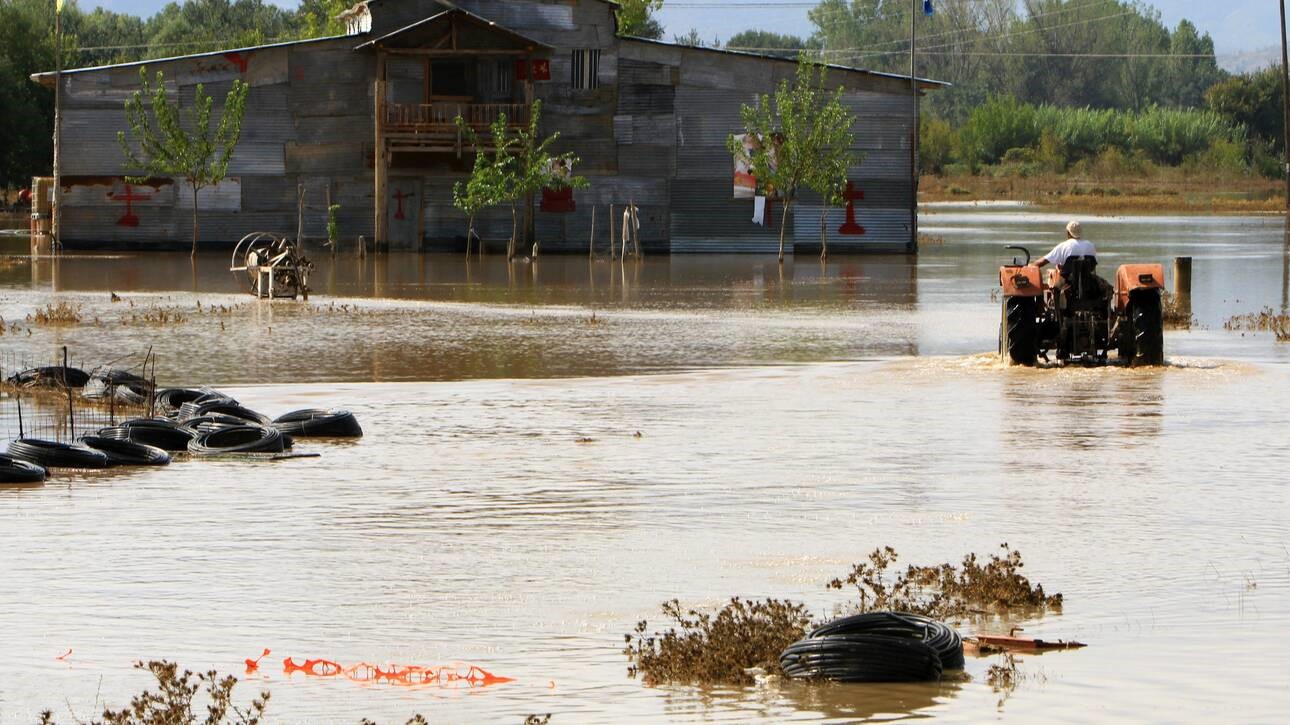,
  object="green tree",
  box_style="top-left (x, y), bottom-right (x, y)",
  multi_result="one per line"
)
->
top-left (453, 113), bottom-right (517, 257)
top-left (511, 100), bottom-right (587, 259)
top-left (118, 67), bottom-right (249, 256)
top-left (1206, 68), bottom-right (1283, 154)
top-left (727, 57), bottom-right (859, 262)
top-left (725, 30), bottom-right (815, 59)
top-left (0, 0), bottom-right (56, 189)
top-left (616, 0), bottom-right (664, 40)
top-left (296, 0), bottom-right (350, 38)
